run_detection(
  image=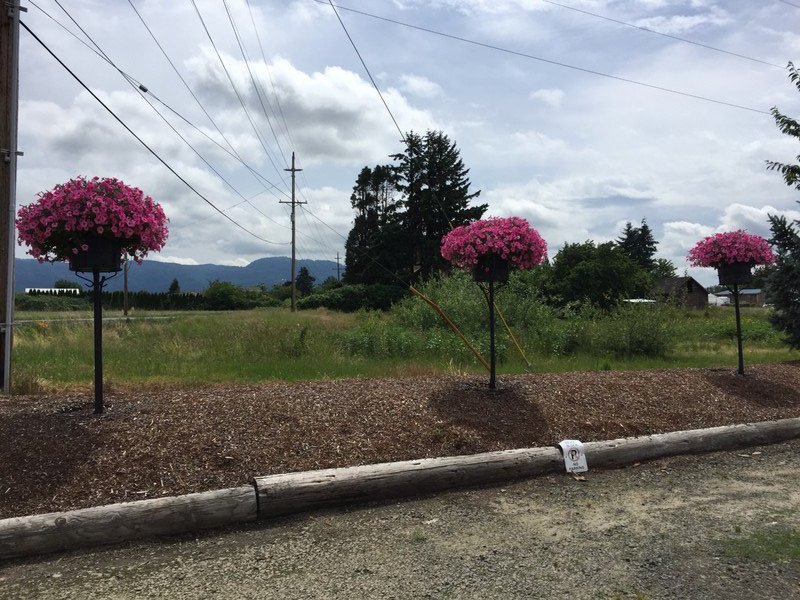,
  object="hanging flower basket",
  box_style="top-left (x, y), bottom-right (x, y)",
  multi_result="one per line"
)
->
top-left (16, 176), bottom-right (169, 268)
top-left (687, 230), bottom-right (774, 274)
top-left (717, 261), bottom-right (753, 286)
top-left (472, 253), bottom-right (510, 283)
top-left (68, 235), bottom-right (124, 273)
top-left (441, 216), bottom-right (547, 278)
